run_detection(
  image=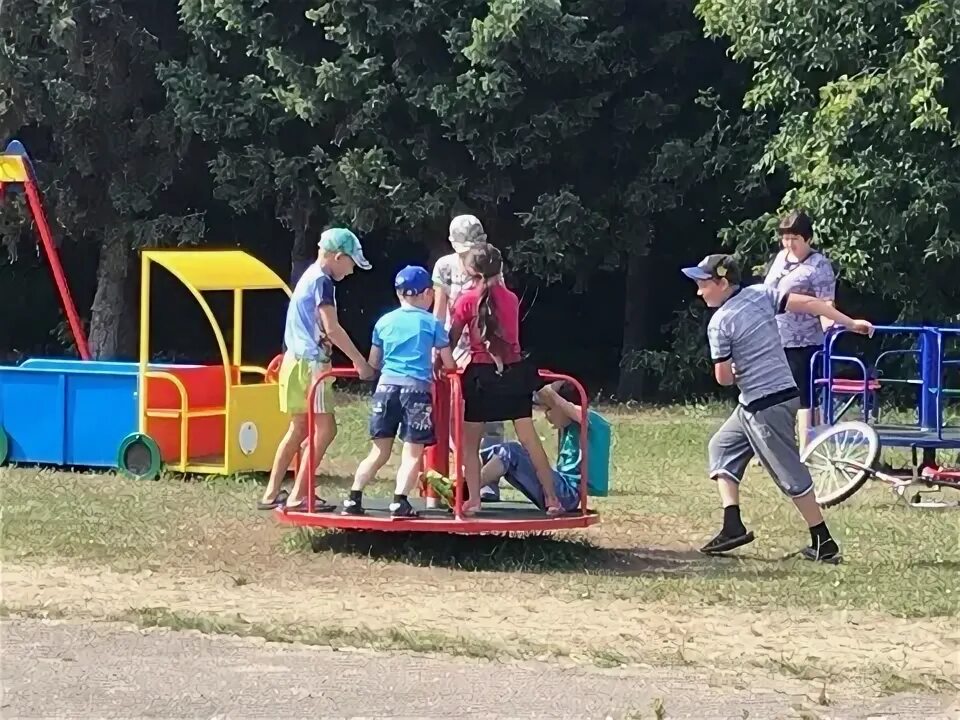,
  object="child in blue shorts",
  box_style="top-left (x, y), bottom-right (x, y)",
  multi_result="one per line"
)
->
top-left (343, 266), bottom-right (456, 518)
top-left (478, 380), bottom-right (610, 512)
